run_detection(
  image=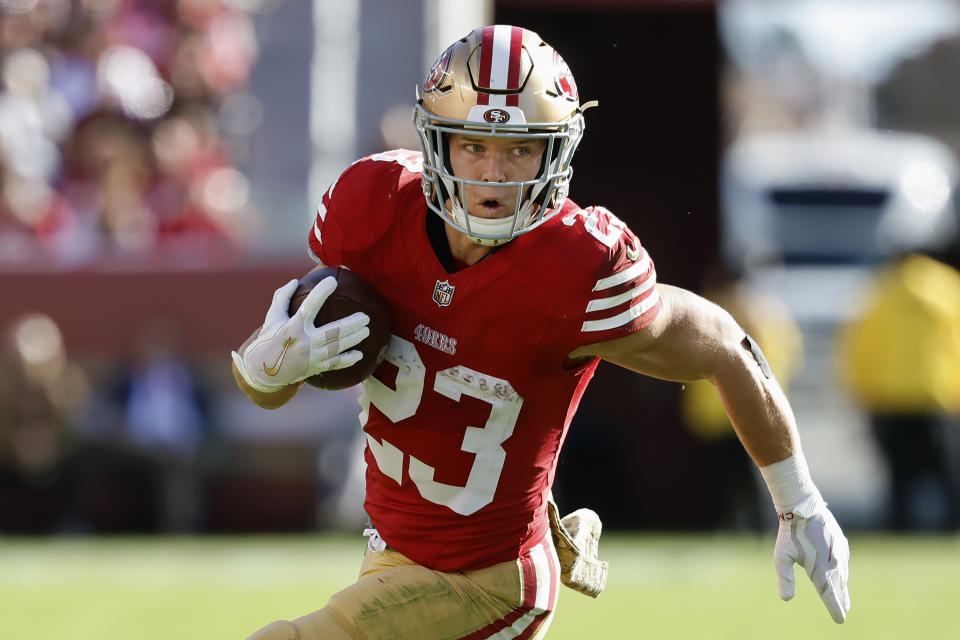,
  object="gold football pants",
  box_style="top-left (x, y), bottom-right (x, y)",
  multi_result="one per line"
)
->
top-left (247, 534), bottom-right (559, 640)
